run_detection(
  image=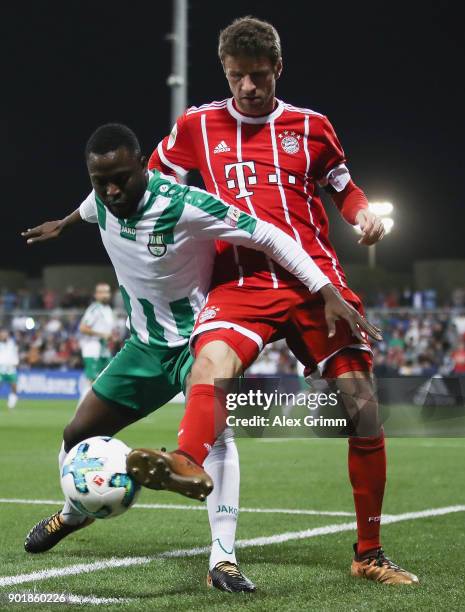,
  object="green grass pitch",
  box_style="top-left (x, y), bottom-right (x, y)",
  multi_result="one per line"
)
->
top-left (0, 400), bottom-right (464, 611)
